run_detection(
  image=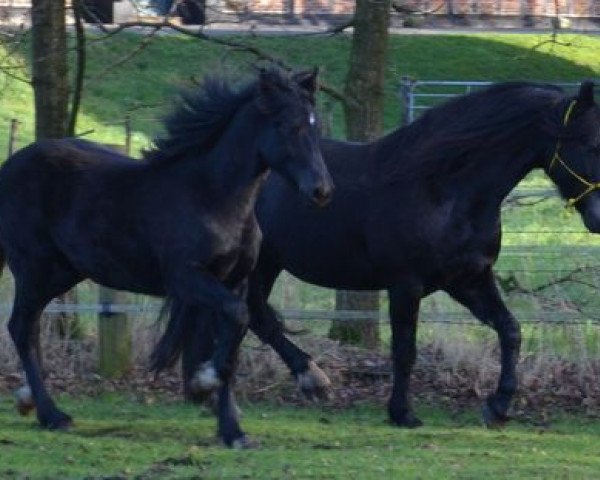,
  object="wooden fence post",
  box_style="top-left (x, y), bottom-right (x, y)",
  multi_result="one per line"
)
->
top-left (124, 115), bottom-right (131, 155)
top-left (98, 287), bottom-right (131, 378)
top-left (96, 142), bottom-right (132, 378)
top-left (8, 118), bottom-right (19, 156)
